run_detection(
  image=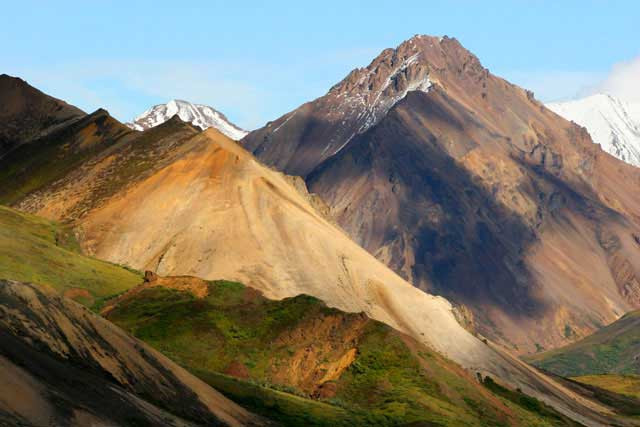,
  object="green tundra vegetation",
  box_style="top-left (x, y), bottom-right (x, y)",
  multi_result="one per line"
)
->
top-left (106, 281), bottom-right (581, 426)
top-left (527, 310), bottom-right (640, 377)
top-left (572, 375), bottom-right (640, 401)
top-left (0, 204), bottom-right (140, 307)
